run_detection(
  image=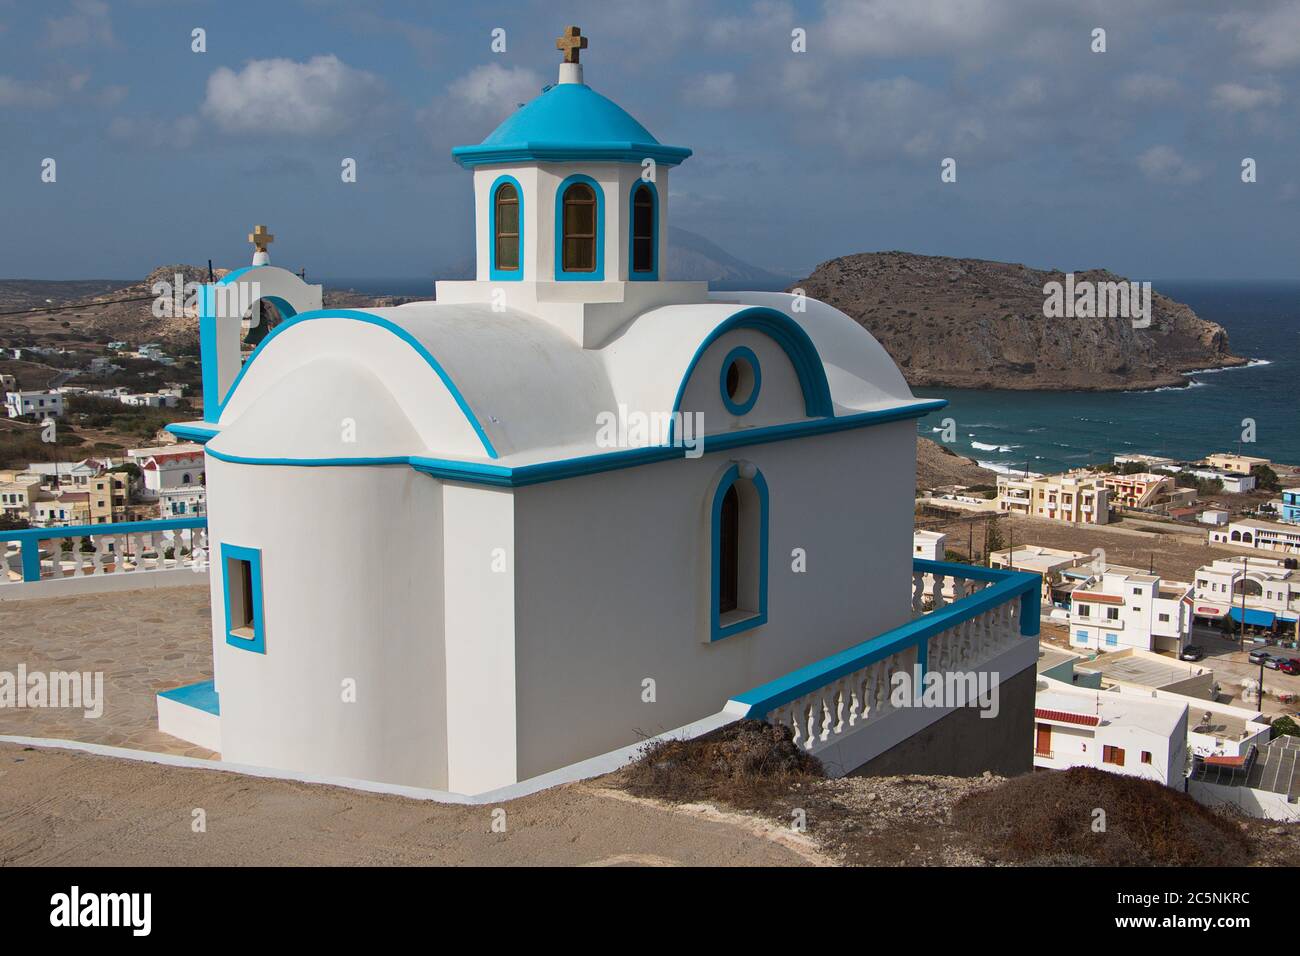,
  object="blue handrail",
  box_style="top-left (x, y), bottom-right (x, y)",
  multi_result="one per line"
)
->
top-left (2, 517), bottom-right (207, 583)
top-left (729, 559), bottom-right (1040, 718)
